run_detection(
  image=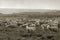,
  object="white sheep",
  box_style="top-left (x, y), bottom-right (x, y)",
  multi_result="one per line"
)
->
top-left (26, 24), bottom-right (36, 32)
